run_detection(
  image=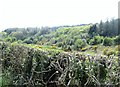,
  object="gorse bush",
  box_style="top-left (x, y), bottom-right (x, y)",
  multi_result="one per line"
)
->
top-left (74, 39), bottom-right (86, 50)
top-left (89, 36), bottom-right (103, 45)
top-left (81, 47), bottom-right (88, 52)
top-left (92, 45), bottom-right (98, 52)
top-left (103, 37), bottom-right (114, 46)
top-left (103, 48), bottom-right (116, 56)
top-left (103, 48), bottom-right (108, 55)
top-left (0, 42), bottom-right (119, 86)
